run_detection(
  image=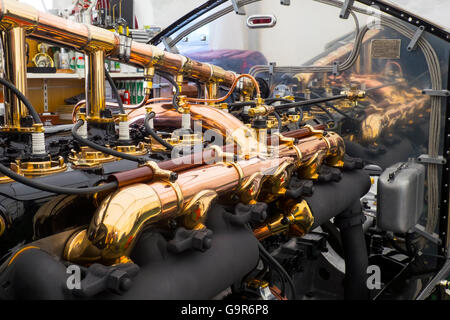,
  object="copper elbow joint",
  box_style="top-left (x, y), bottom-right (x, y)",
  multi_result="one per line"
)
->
top-left (65, 184), bottom-right (163, 264)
